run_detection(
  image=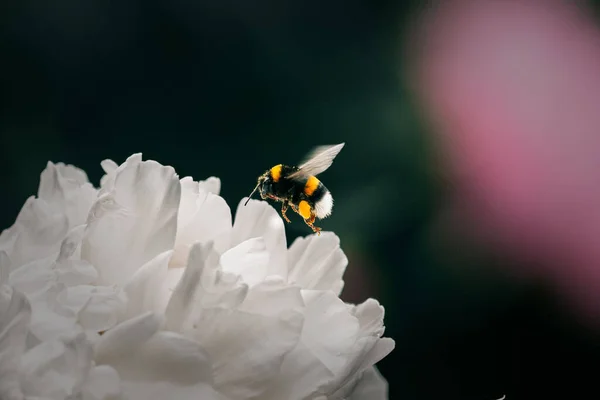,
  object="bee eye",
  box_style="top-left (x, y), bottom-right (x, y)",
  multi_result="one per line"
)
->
top-left (262, 180), bottom-right (272, 192)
